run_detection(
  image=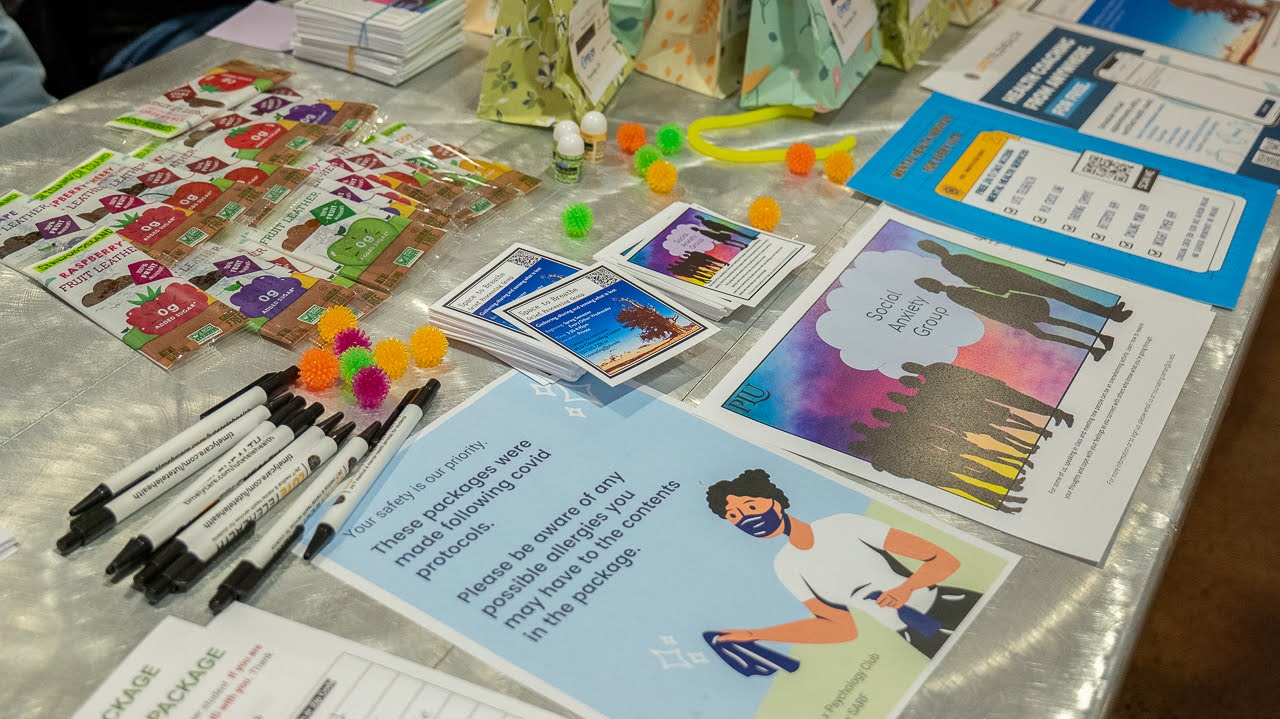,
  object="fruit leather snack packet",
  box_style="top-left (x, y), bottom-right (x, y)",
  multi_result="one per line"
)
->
top-left (171, 241), bottom-right (387, 347)
top-left (356, 140), bottom-right (519, 225)
top-left (368, 123), bottom-right (542, 194)
top-left (25, 227), bottom-right (247, 368)
top-left (193, 87), bottom-right (378, 148)
top-left (319, 146), bottom-right (503, 226)
top-left (303, 156), bottom-right (450, 228)
top-left (108, 59), bottom-right (292, 139)
top-left (105, 182), bottom-right (266, 264)
top-left (242, 187), bottom-right (446, 294)
top-left (126, 156), bottom-right (312, 228)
